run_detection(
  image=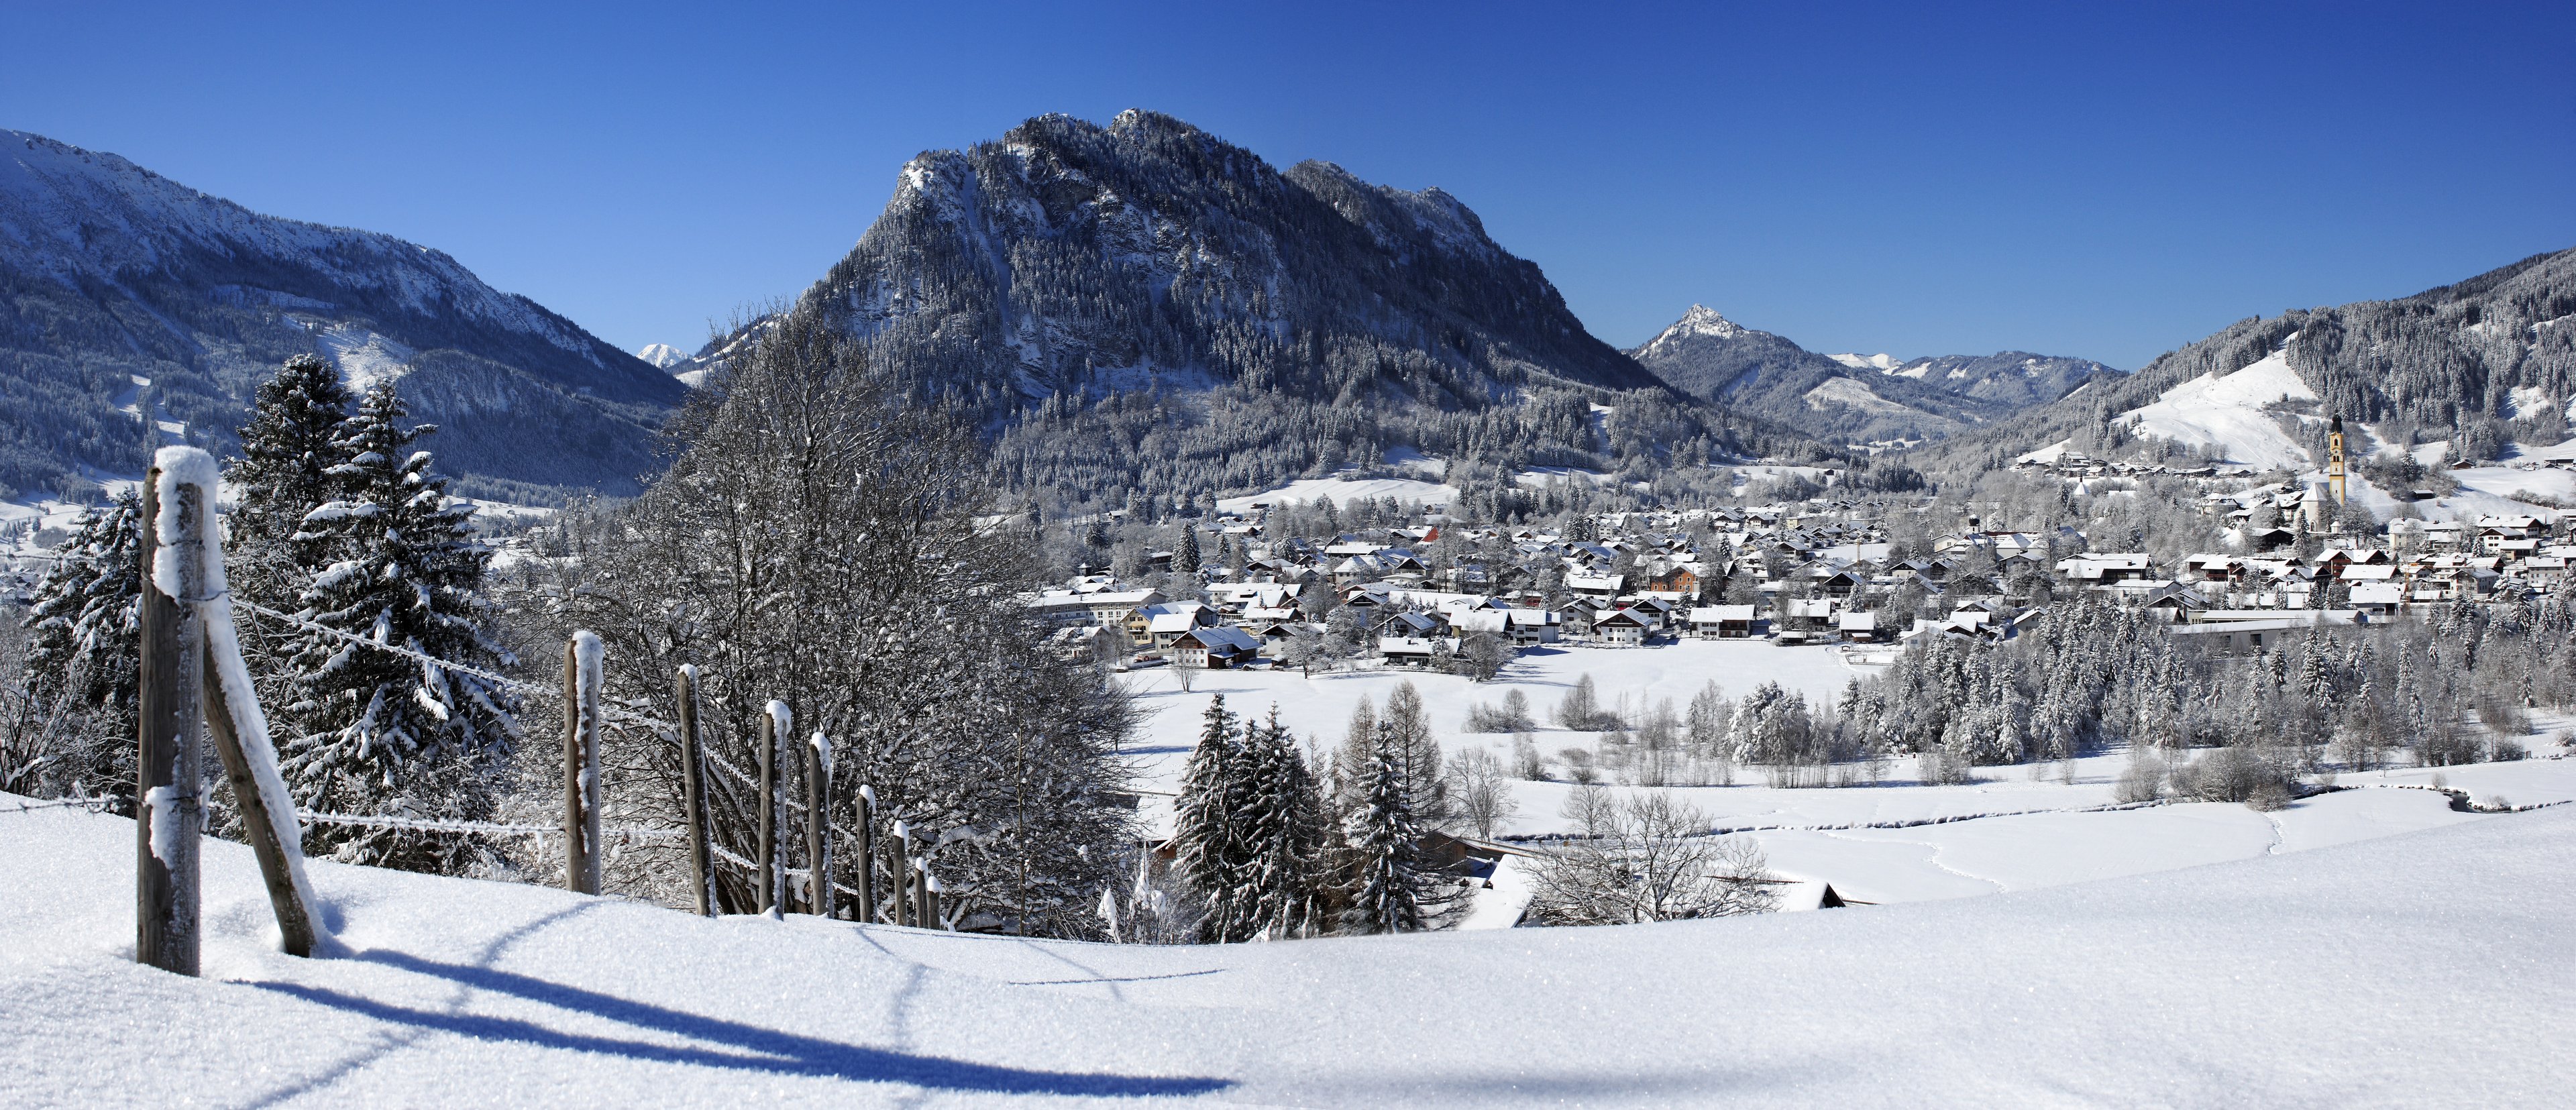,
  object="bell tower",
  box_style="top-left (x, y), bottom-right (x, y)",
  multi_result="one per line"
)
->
top-left (2326, 415), bottom-right (2347, 506)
